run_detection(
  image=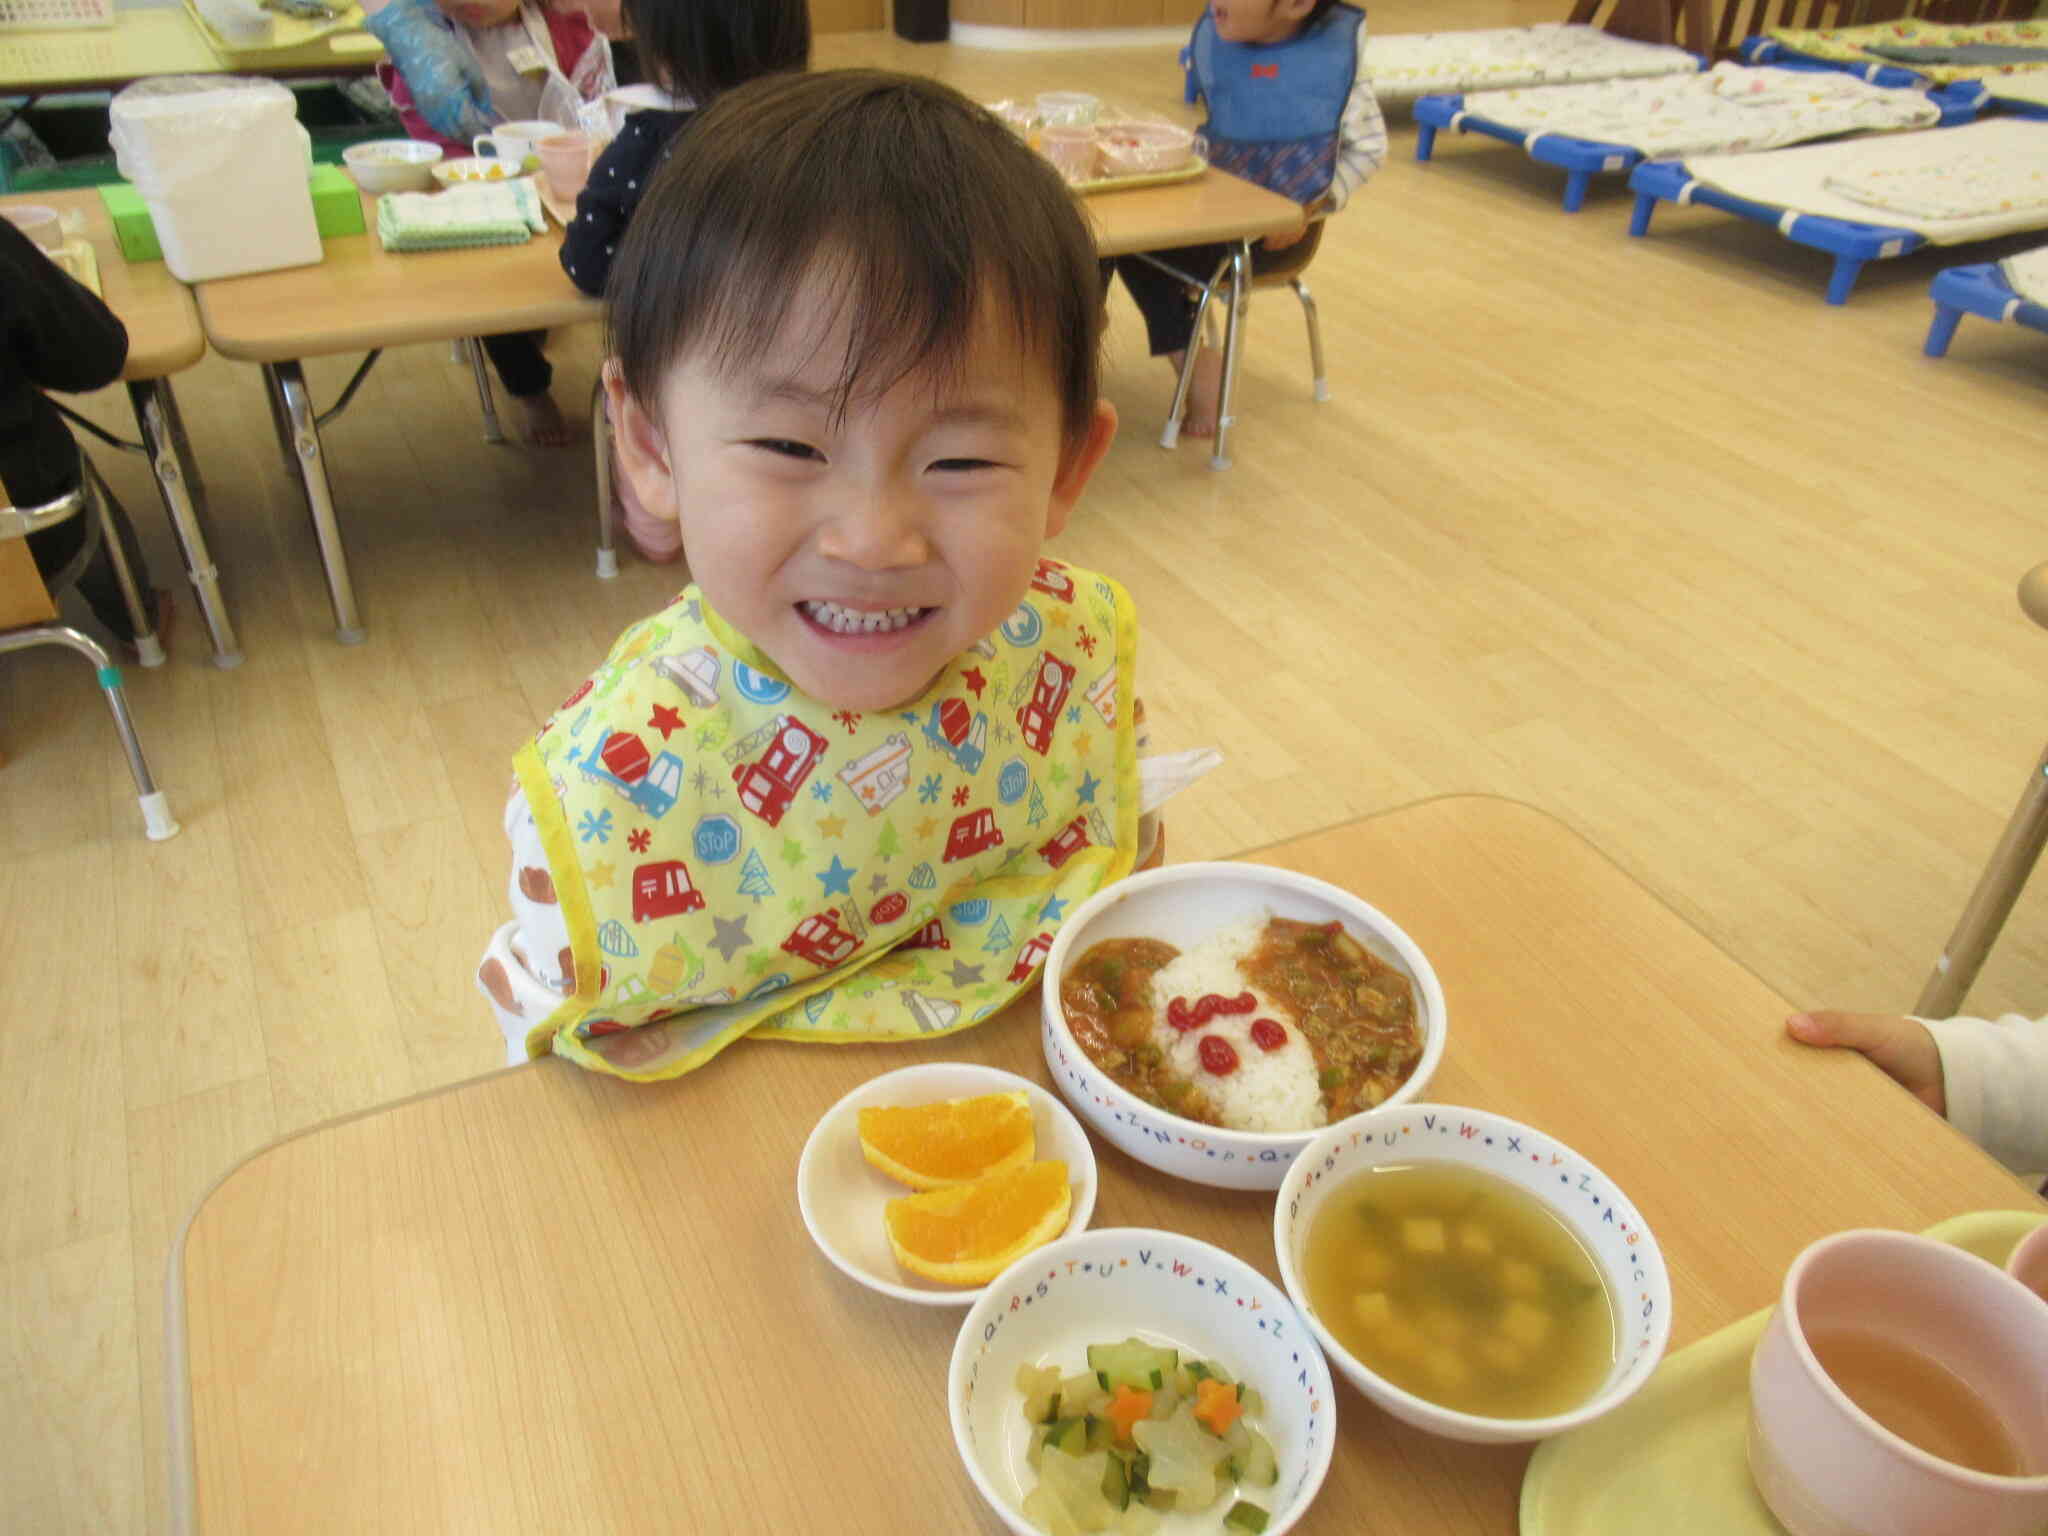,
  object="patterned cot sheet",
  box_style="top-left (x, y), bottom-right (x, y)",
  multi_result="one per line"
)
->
top-left (1999, 242), bottom-right (2048, 305)
top-left (1366, 23), bottom-right (1698, 104)
top-left (1759, 20), bottom-right (2048, 85)
top-left (1685, 117), bottom-right (2048, 243)
top-left (1458, 62), bottom-right (1938, 161)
